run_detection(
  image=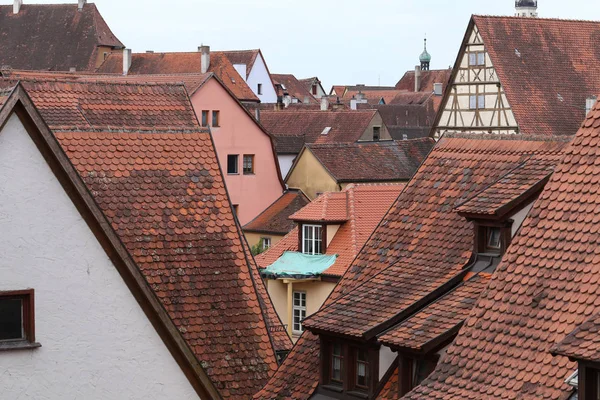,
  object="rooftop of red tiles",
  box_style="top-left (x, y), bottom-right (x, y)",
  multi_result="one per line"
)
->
top-left (243, 190), bottom-right (311, 235)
